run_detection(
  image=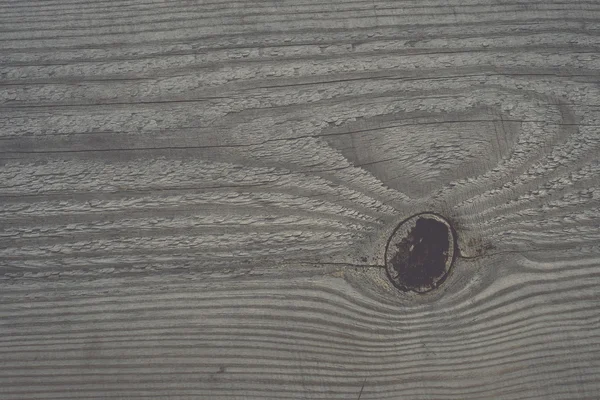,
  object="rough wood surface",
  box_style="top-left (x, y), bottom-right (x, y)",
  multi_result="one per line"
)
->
top-left (2, 0), bottom-right (600, 399)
